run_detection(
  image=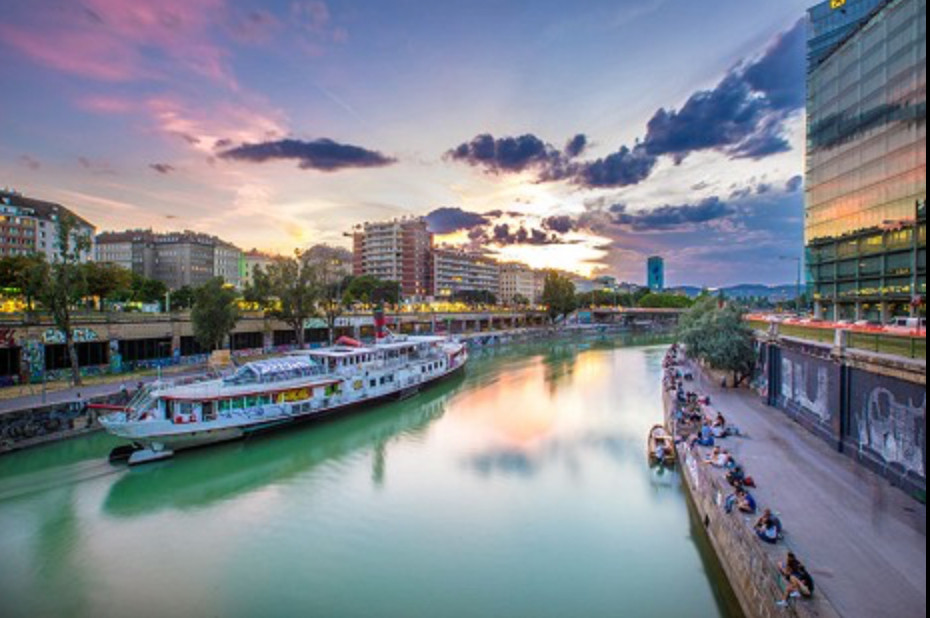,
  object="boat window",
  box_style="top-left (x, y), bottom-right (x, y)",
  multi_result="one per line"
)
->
top-left (245, 396), bottom-right (259, 408)
top-left (180, 402), bottom-right (193, 416)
